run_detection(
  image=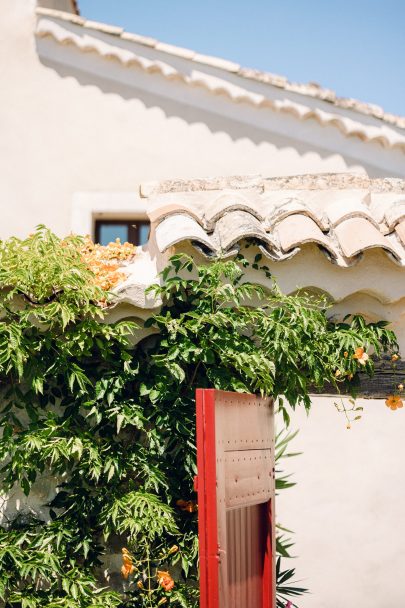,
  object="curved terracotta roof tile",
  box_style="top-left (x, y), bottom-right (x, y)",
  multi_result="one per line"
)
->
top-left (146, 173), bottom-right (405, 267)
top-left (333, 217), bottom-right (401, 260)
top-left (36, 8), bottom-right (405, 131)
top-left (35, 12), bottom-right (405, 152)
top-left (155, 213), bottom-right (214, 253)
top-left (395, 220), bottom-right (405, 246)
top-left (276, 214), bottom-right (334, 254)
top-left (204, 192), bottom-right (265, 227)
top-left (325, 196), bottom-right (375, 228)
top-left (384, 201), bottom-right (405, 230)
top-left (258, 244), bottom-right (300, 262)
top-left (214, 210), bottom-right (277, 251)
top-left (148, 200), bottom-right (204, 226)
